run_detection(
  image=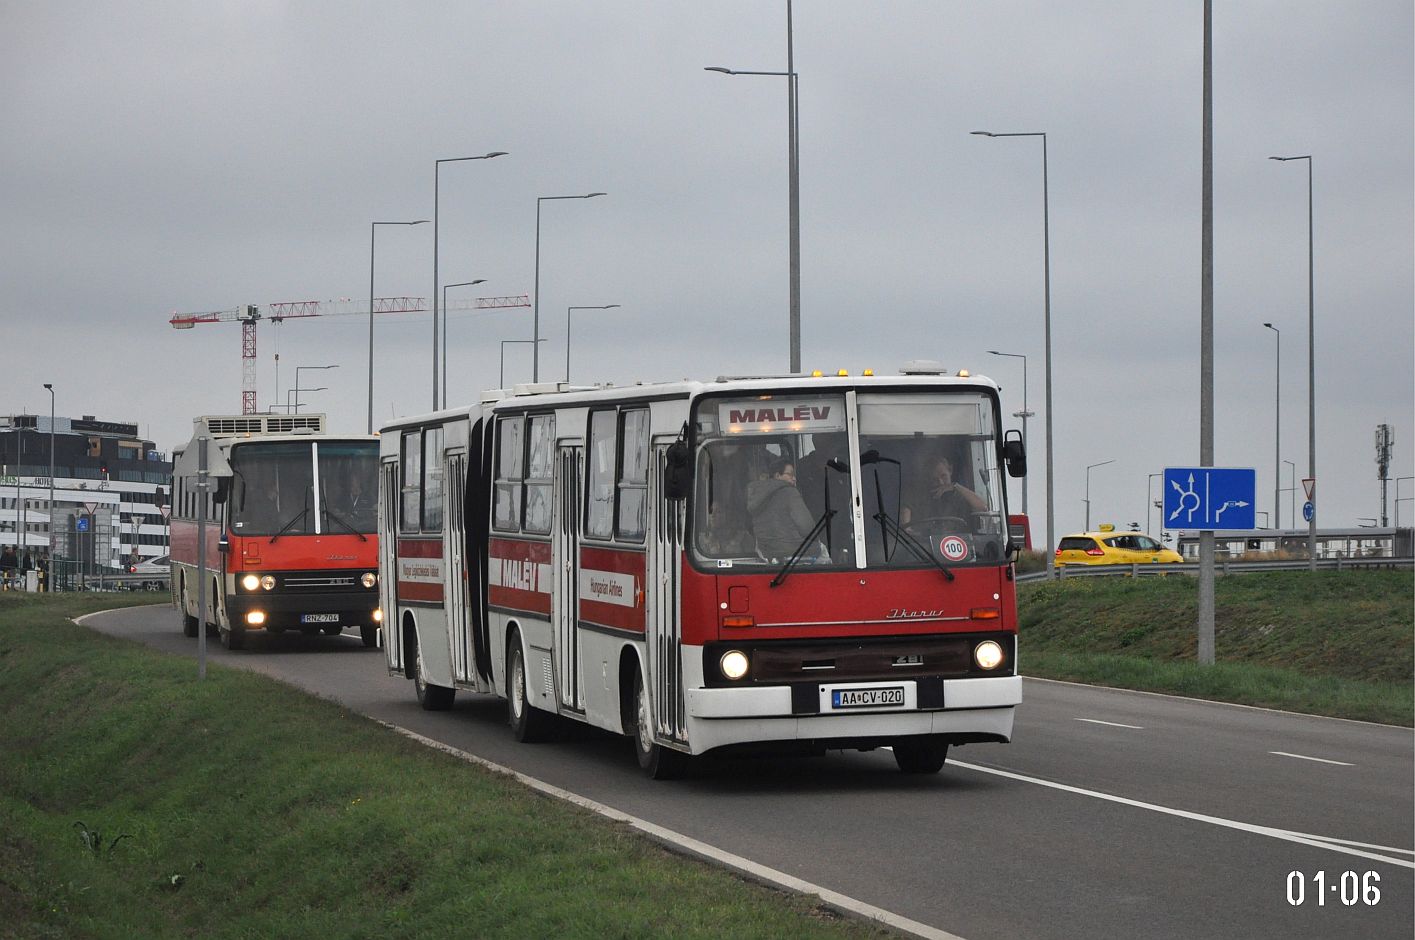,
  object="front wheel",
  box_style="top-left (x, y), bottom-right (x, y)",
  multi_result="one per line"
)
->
top-left (360, 624), bottom-right (379, 648)
top-left (893, 737), bottom-right (949, 774)
top-left (633, 670), bottom-right (687, 779)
